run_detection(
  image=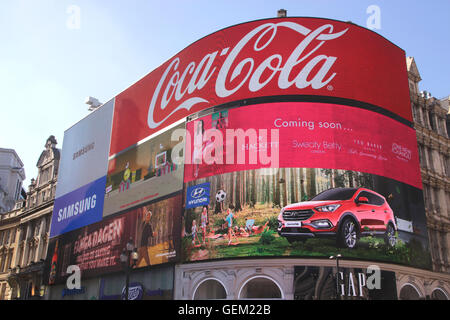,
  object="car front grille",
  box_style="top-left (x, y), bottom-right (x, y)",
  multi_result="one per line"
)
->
top-left (283, 209), bottom-right (314, 221)
top-left (282, 227), bottom-right (311, 233)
